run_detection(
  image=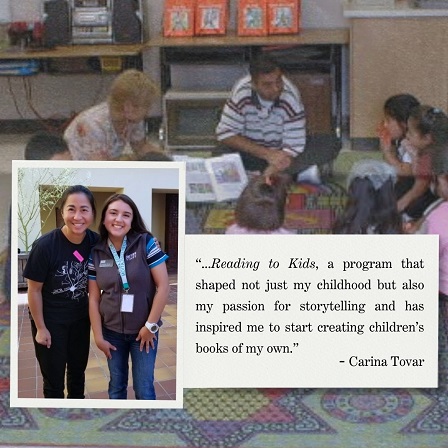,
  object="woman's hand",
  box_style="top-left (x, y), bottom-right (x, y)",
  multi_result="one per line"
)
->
top-left (136, 327), bottom-right (157, 353)
top-left (95, 338), bottom-right (117, 360)
top-left (35, 327), bottom-right (51, 348)
top-left (402, 218), bottom-right (423, 234)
